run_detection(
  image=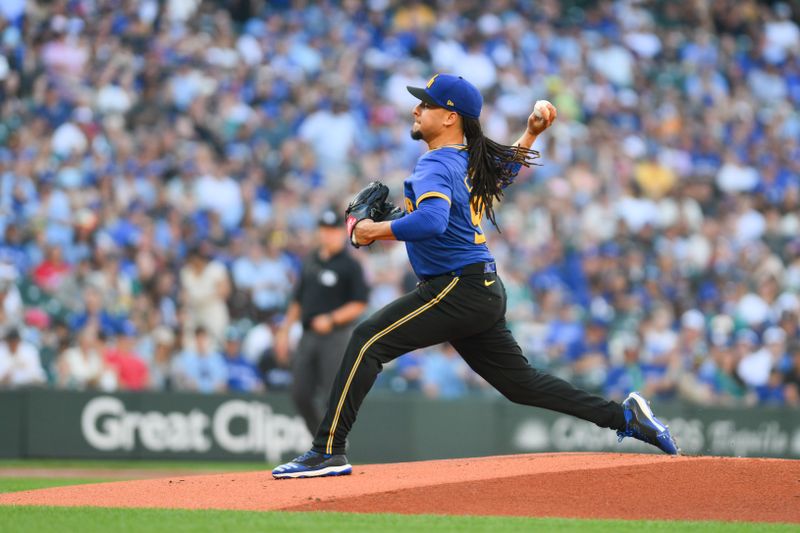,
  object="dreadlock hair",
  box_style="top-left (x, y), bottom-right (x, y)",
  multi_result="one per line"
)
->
top-left (462, 116), bottom-right (540, 231)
